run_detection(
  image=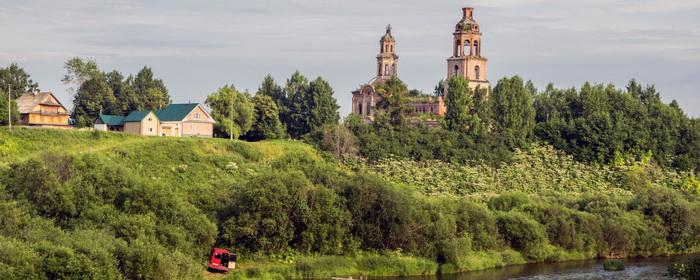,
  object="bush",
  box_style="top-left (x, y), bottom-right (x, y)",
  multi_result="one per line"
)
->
top-left (603, 259), bottom-right (625, 271)
top-left (495, 212), bottom-right (550, 261)
top-left (489, 193), bottom-right (531, 212)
